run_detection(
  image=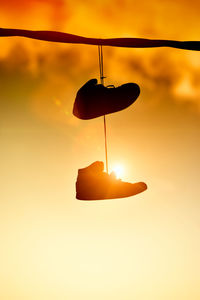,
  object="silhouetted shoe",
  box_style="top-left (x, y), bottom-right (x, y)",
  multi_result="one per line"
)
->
top-left (73, 79), bottom-right (140, 120)
top-left (76, 161), bottom-right (147, 200)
